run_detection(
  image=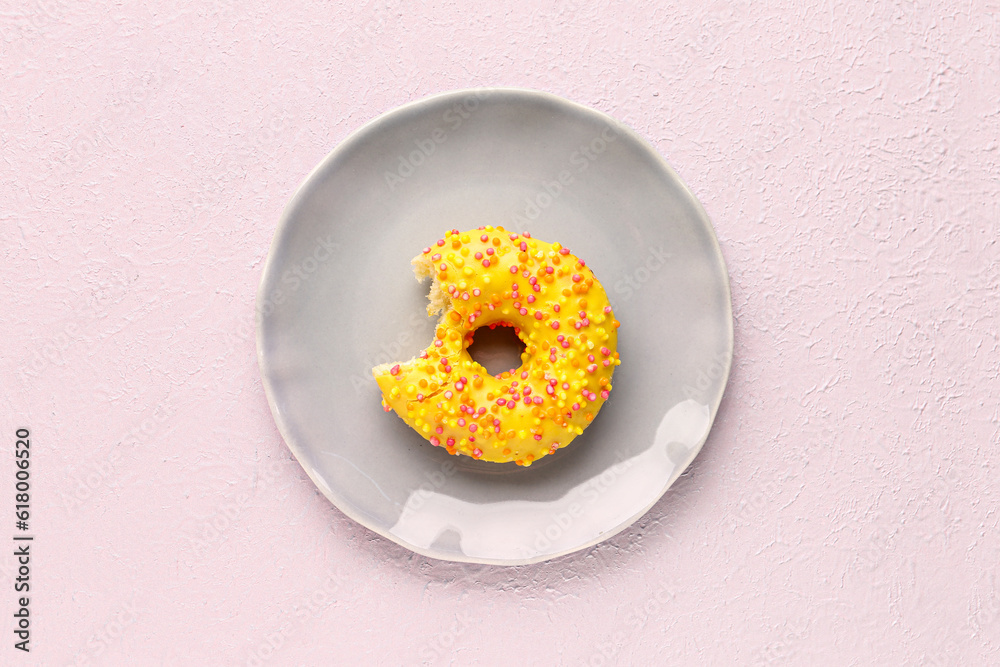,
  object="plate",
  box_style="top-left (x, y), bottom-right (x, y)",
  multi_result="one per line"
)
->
top-left (256, 88), bottom-right (732, 565)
